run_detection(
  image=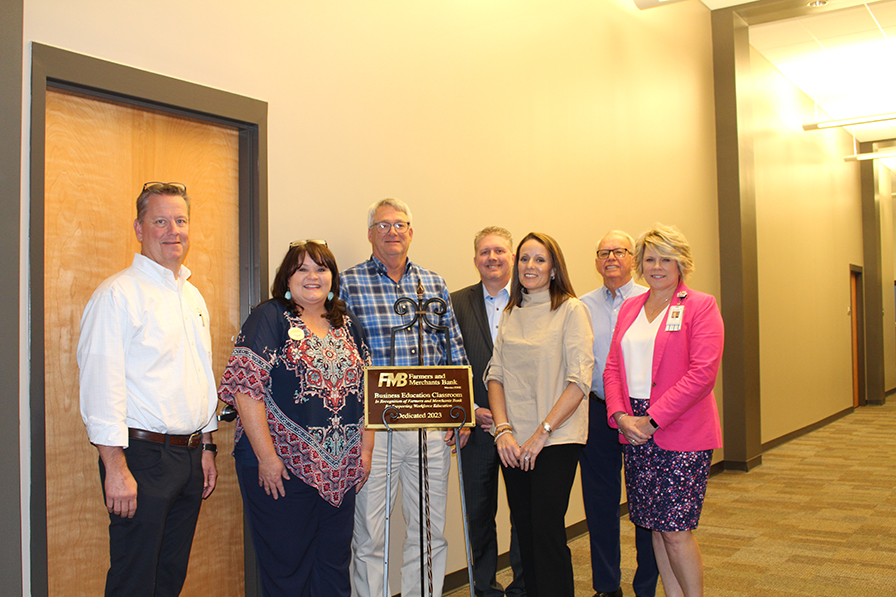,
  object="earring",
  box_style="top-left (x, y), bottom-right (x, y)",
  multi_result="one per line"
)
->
top-left (551, 274), bottom-right (555, 280)
top-left (285, 290), bottom-right (292, 300)
top-left (327, 291), bottom-right (334, 301)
